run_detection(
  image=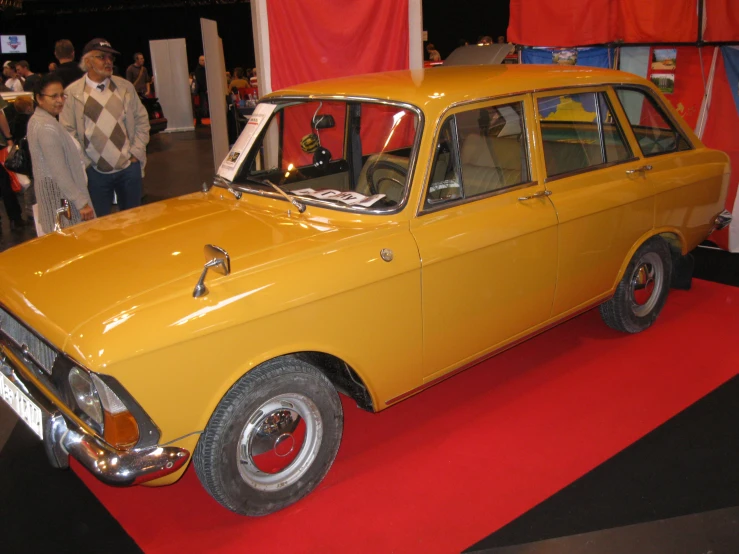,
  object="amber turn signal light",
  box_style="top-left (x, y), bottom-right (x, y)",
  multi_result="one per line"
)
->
top-left (103, 409), bottom-right (139, 450)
